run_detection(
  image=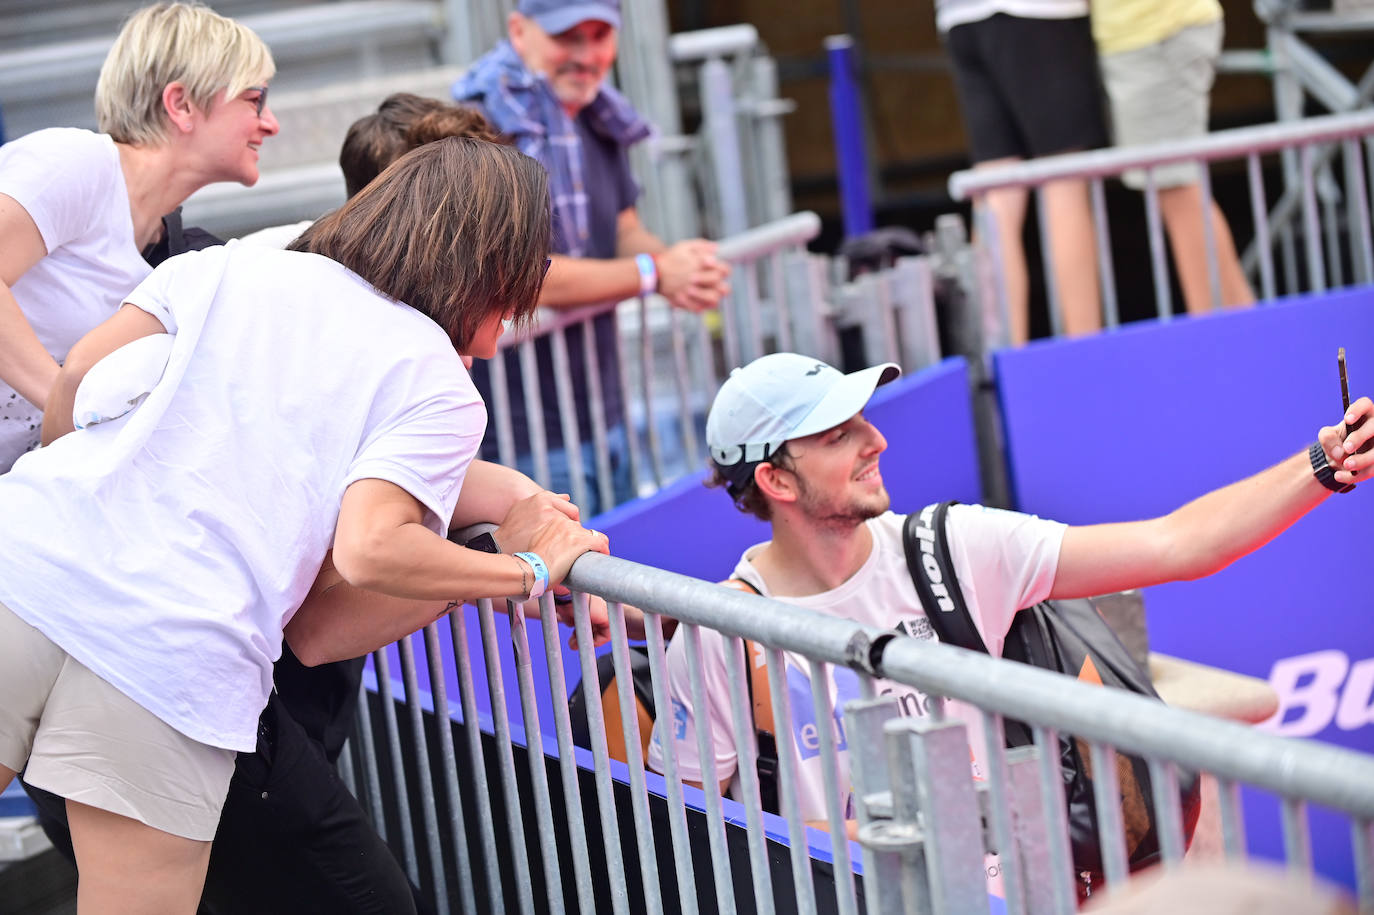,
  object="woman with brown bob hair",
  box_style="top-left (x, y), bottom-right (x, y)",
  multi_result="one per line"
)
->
top-left (0, 136), bottom-right (604, 912)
